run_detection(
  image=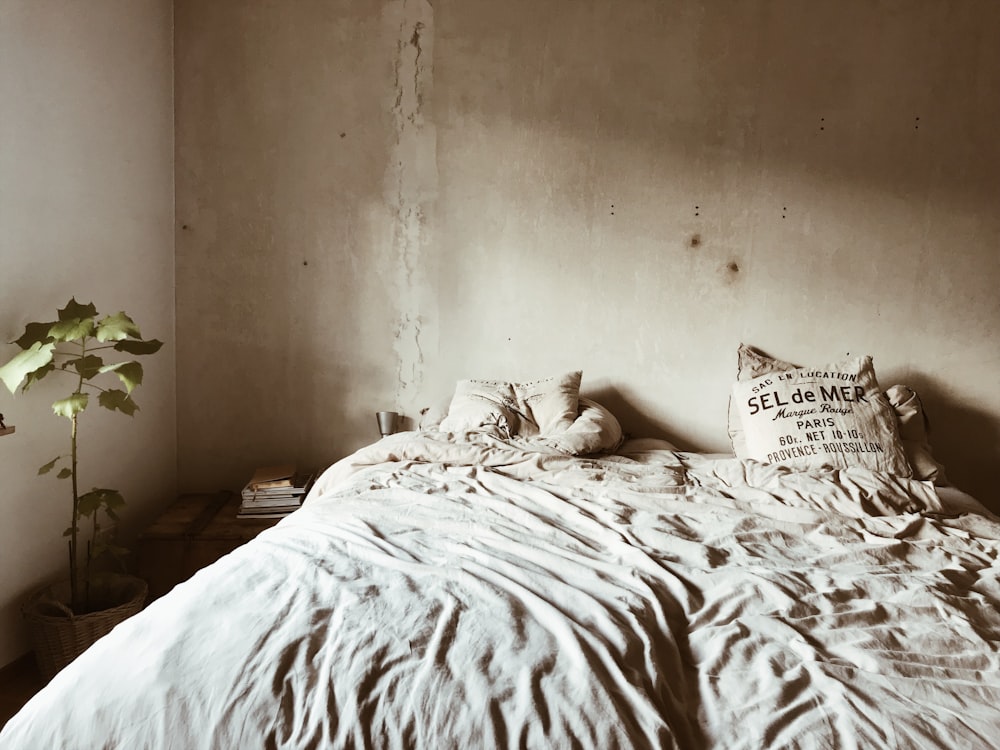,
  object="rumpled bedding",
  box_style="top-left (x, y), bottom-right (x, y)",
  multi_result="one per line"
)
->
top-left (3, 432), bottom-right (999, 749)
